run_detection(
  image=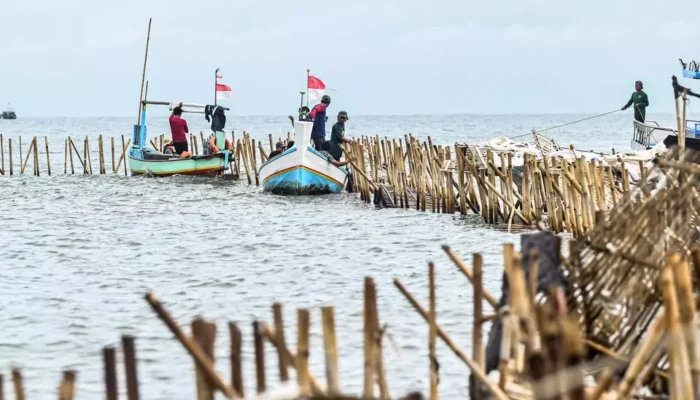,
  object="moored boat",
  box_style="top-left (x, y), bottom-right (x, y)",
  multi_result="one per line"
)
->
top-left (258, 120), bottom-right (350, 195)
top-left (1, 103), bottom-right (16, 119)
top-left (126, 19), bottom-right (231, 178)
top-left (128, 101), bottom-right (231, 177)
